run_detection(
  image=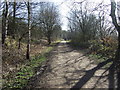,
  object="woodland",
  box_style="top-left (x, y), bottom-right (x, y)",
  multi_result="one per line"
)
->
top-left (1, 0), bottom-right (120, 89)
